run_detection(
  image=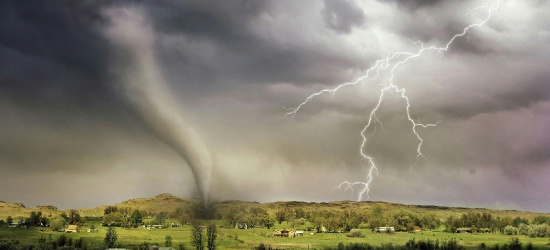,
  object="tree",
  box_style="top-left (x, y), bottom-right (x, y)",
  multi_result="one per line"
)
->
top-left (532, 216), bottom-right (549, 225)
top-left (50, 215), bottom-right (67, 231)
top-left (105, 226), bottom-right (118, 248)
top-left (102, 212), bottom-right (124, 227)
top-left (6, 216), bottom-right (13, 225)
top-left (104, 206), bottom-right (118, 215)
top-left (207, 224), bottom-right (217, 250)
top-left (191, 223), bottom-right (204, 250)
top-left (165, 235), bottom-right (173, 247)
top-left (275, 209), bottom-right (286, 224)
top-left (68, 210), bottom-right (83, 224)
top-left (421, 213), bottom-right (438, 230)
top-left (513, 217), bottom-right (528, 227)
top-left (60, 212), bottom-right (69, 222)
top-left (130, 210), bottom-right (143, 227)
top-left (294, 218), bottom-right (306, 229)
top-left (155, 212), bottom-right (168, 225)
top-left (262, 215), bottom-right (275, 229)
top-left (28, 212), bottom-right (42, 227)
